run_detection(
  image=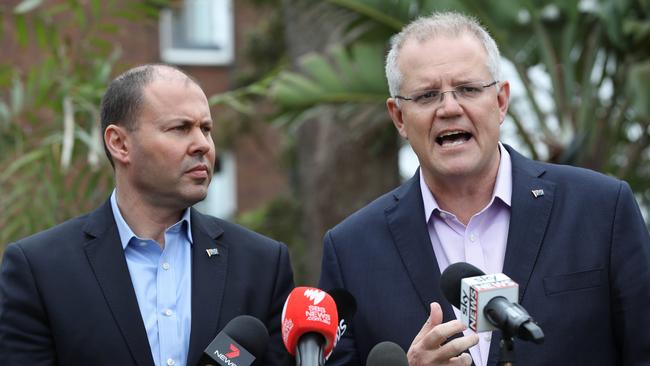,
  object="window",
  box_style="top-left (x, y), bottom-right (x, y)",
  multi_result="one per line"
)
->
top-left (159, 0), bottom-right (234, 66)
top-left (194, 151), bottom-right (237, 219)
